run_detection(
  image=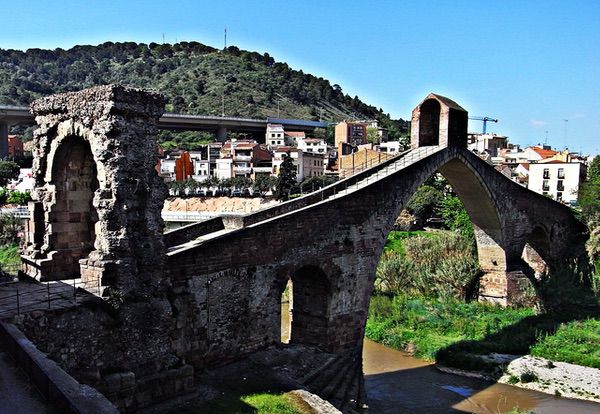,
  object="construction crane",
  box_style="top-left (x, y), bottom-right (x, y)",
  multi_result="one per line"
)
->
top-left (469, 116), bottom-right (498, 134)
